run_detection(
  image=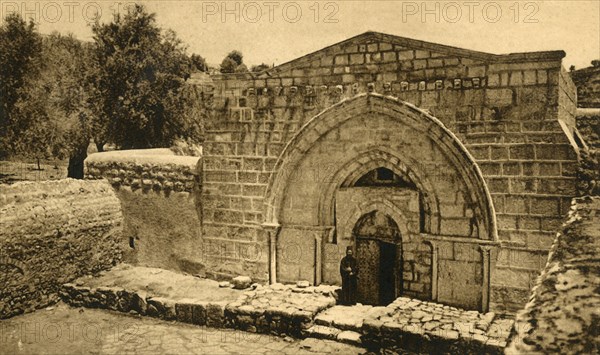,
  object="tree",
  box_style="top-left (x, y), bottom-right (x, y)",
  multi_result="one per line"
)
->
top-left (220, 50), bottom-right (248, 73)
top-left (220, 57), bottom-right (237, 73)
top-left (89, 4), bottom-right (201, 150)
top-left (251, 63), bottom-right (270, 72)
top-left (0, 13), bottom-right (42, 158)
top-left (38, 33), bottom-right (96, 178)
top-left (235, 63), bottom-right (249, 73)
top-left (226, 50), bottom-right (243, 66)
top-left (190, 53), bottom-right (207, 72)
top-left (0, 15), bottom-right (93, 177)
